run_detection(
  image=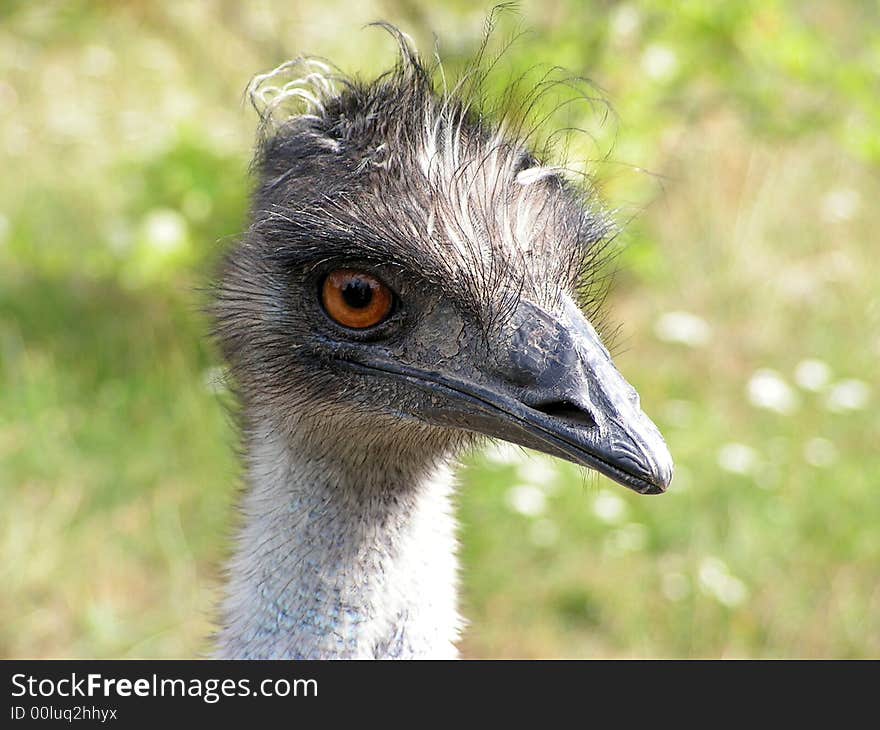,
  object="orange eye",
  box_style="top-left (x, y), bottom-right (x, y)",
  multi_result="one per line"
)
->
top-left (321, 269), bottom-right (394, 329)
